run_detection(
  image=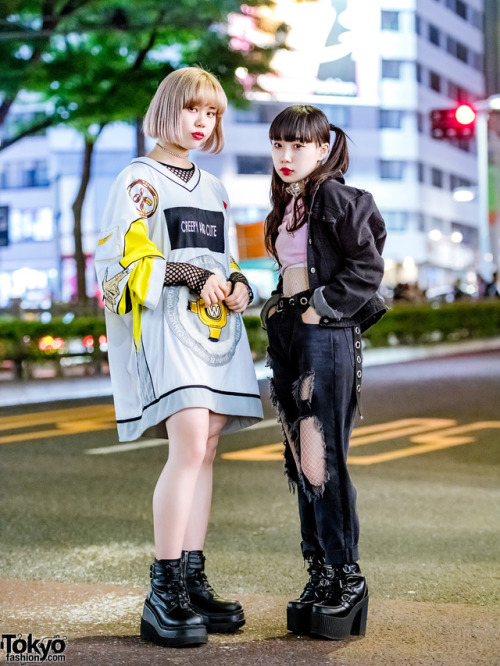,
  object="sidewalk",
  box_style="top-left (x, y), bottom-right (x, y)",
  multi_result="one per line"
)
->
top-left (1, 337), bottom-right (499, 408)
